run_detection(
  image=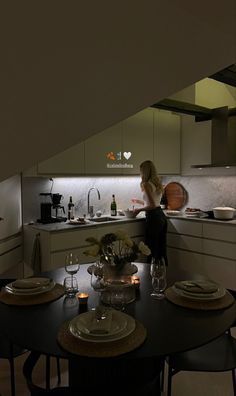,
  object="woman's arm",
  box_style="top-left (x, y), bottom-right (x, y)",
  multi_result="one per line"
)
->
top-left (131, 198), bottom-right (144, 205)
top-left (133, 182), bottom-right (156, 215)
